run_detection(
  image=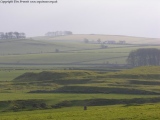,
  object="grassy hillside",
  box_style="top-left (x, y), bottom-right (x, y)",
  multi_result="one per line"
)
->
top-left (118, 66), bottom-right (160, 74)
top-left (0, 66), bottom-right (160, 119)
top-left (1, 35), bottom-right (160, 119)
top-left (0, 36), bottom-right (160, 68)
top-left (33, 34), bottom-right (160, 44)
top-left (11, 66), bottom-right (160, 95)
top-left (10, 66), bottom-right (160, 95)
top-left (13, 70), bottom-right (95, 82)
top-left (0, 38), bottom-right (85, 55)
top-left (105, 66), bottom-right (160, 79)
top-left (1, 103), bottom-right (160, 120)
top-left (0, 35), bottom-right (160, 68)
top-left (13, 66), bottom-right (160, 82)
